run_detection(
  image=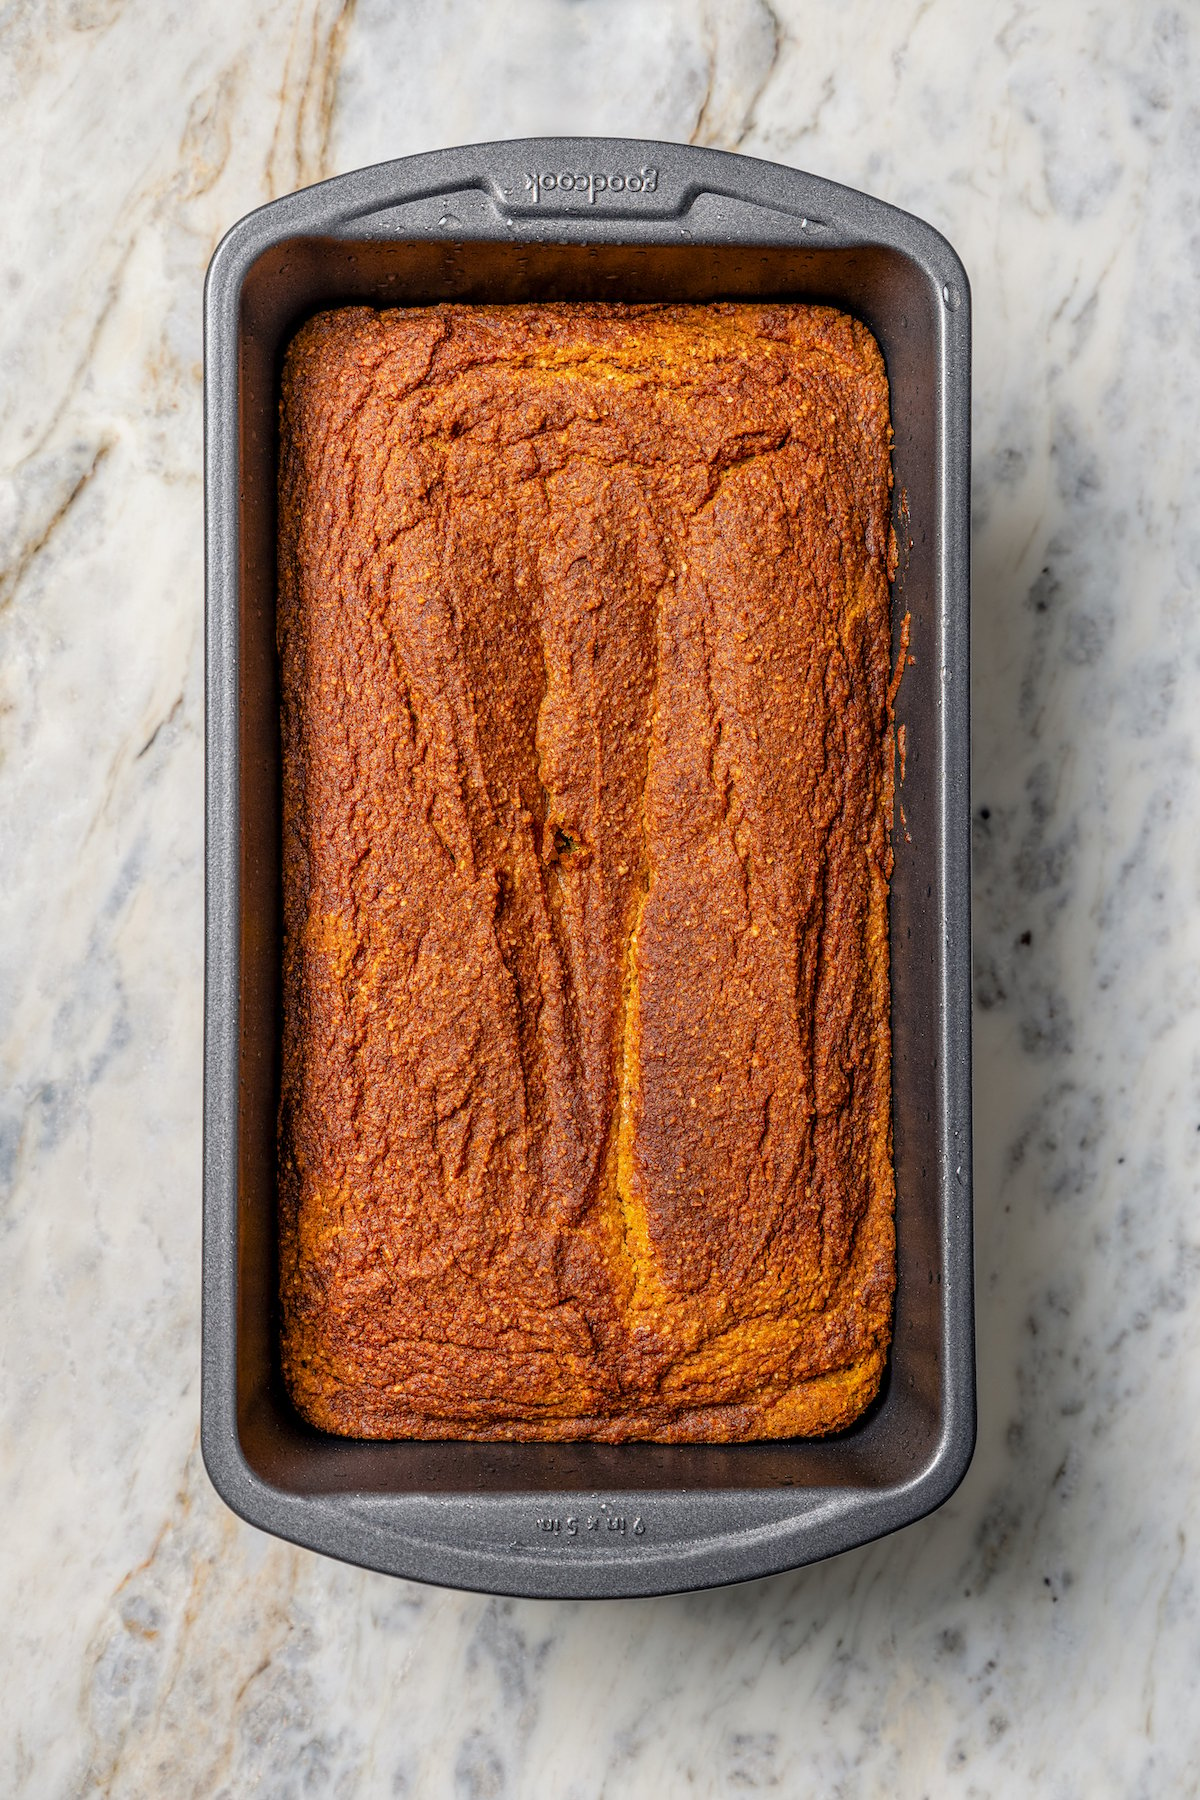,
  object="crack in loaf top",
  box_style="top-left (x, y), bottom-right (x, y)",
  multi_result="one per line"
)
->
top-left (277, 300), bottom-right (897, 1442)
